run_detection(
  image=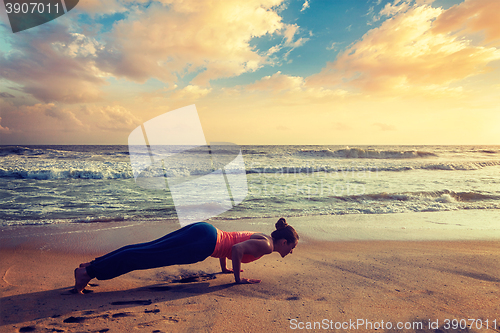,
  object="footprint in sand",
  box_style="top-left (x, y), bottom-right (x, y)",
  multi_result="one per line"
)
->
top-left (63, 316), bottom-right (87, 323)
top-left (112, 312), bottom-right (133, 318)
